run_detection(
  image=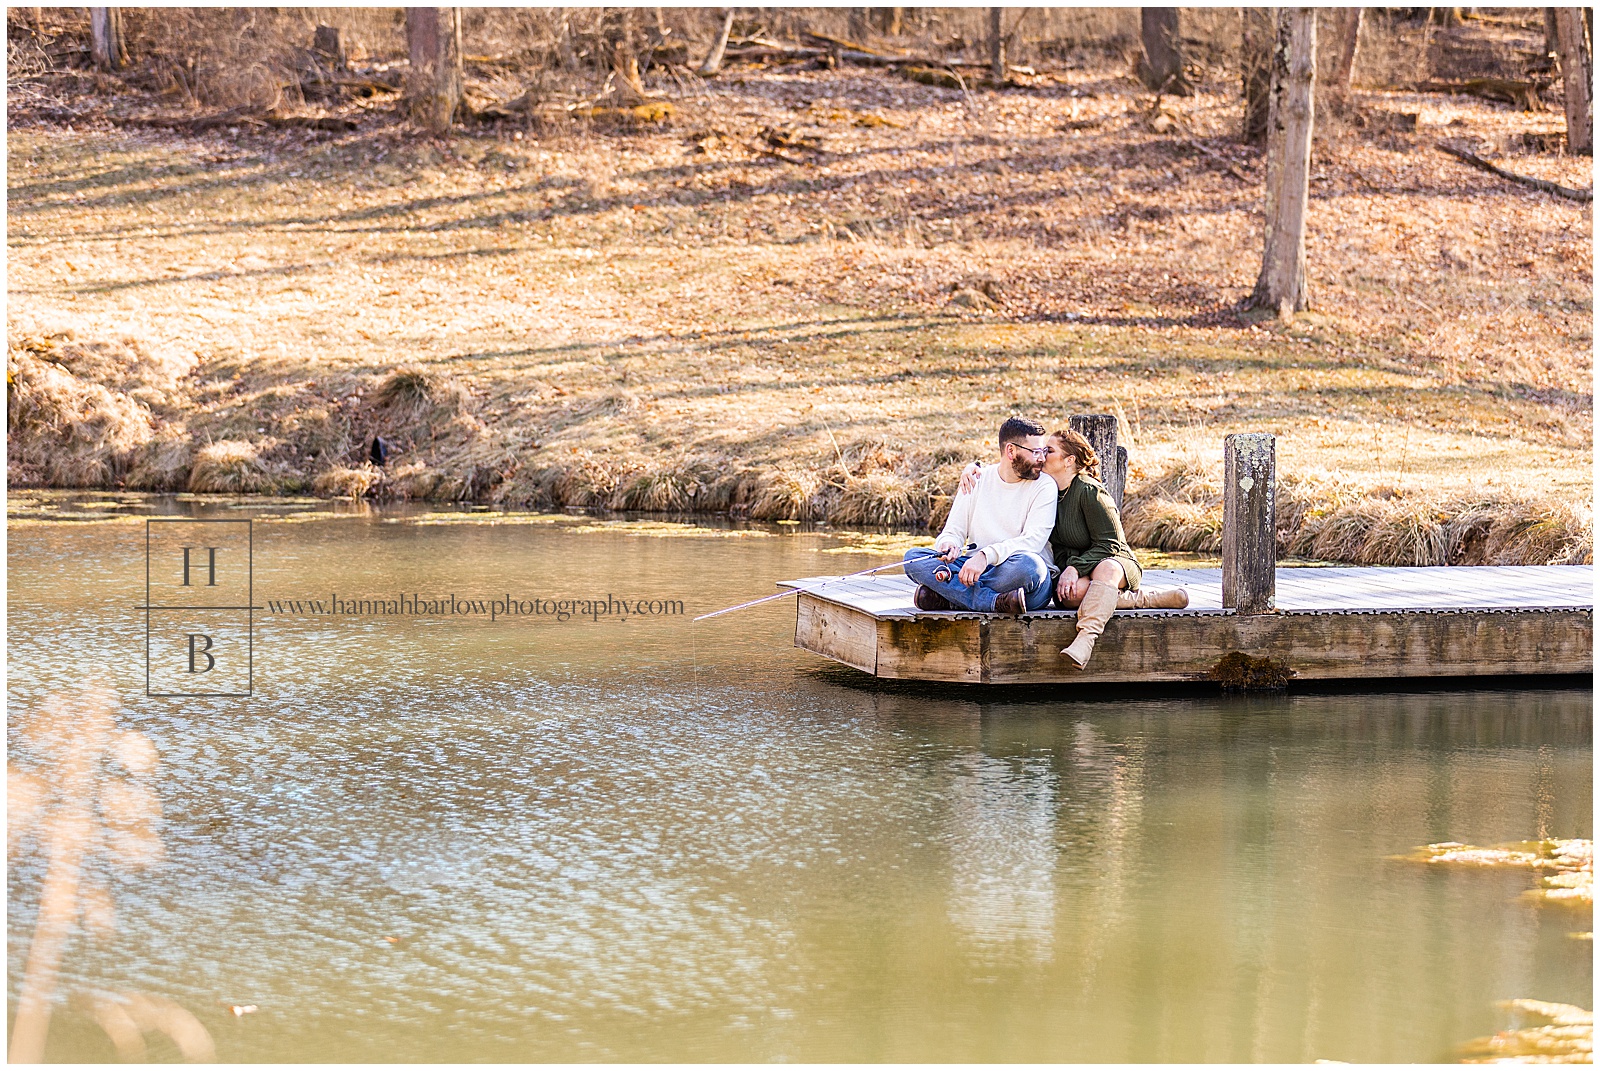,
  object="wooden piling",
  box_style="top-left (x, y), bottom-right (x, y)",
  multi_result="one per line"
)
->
top-left (1069, 414), bottom-right (1125, 510)
top-left (1222, 433), bottom-right (1275, 614)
